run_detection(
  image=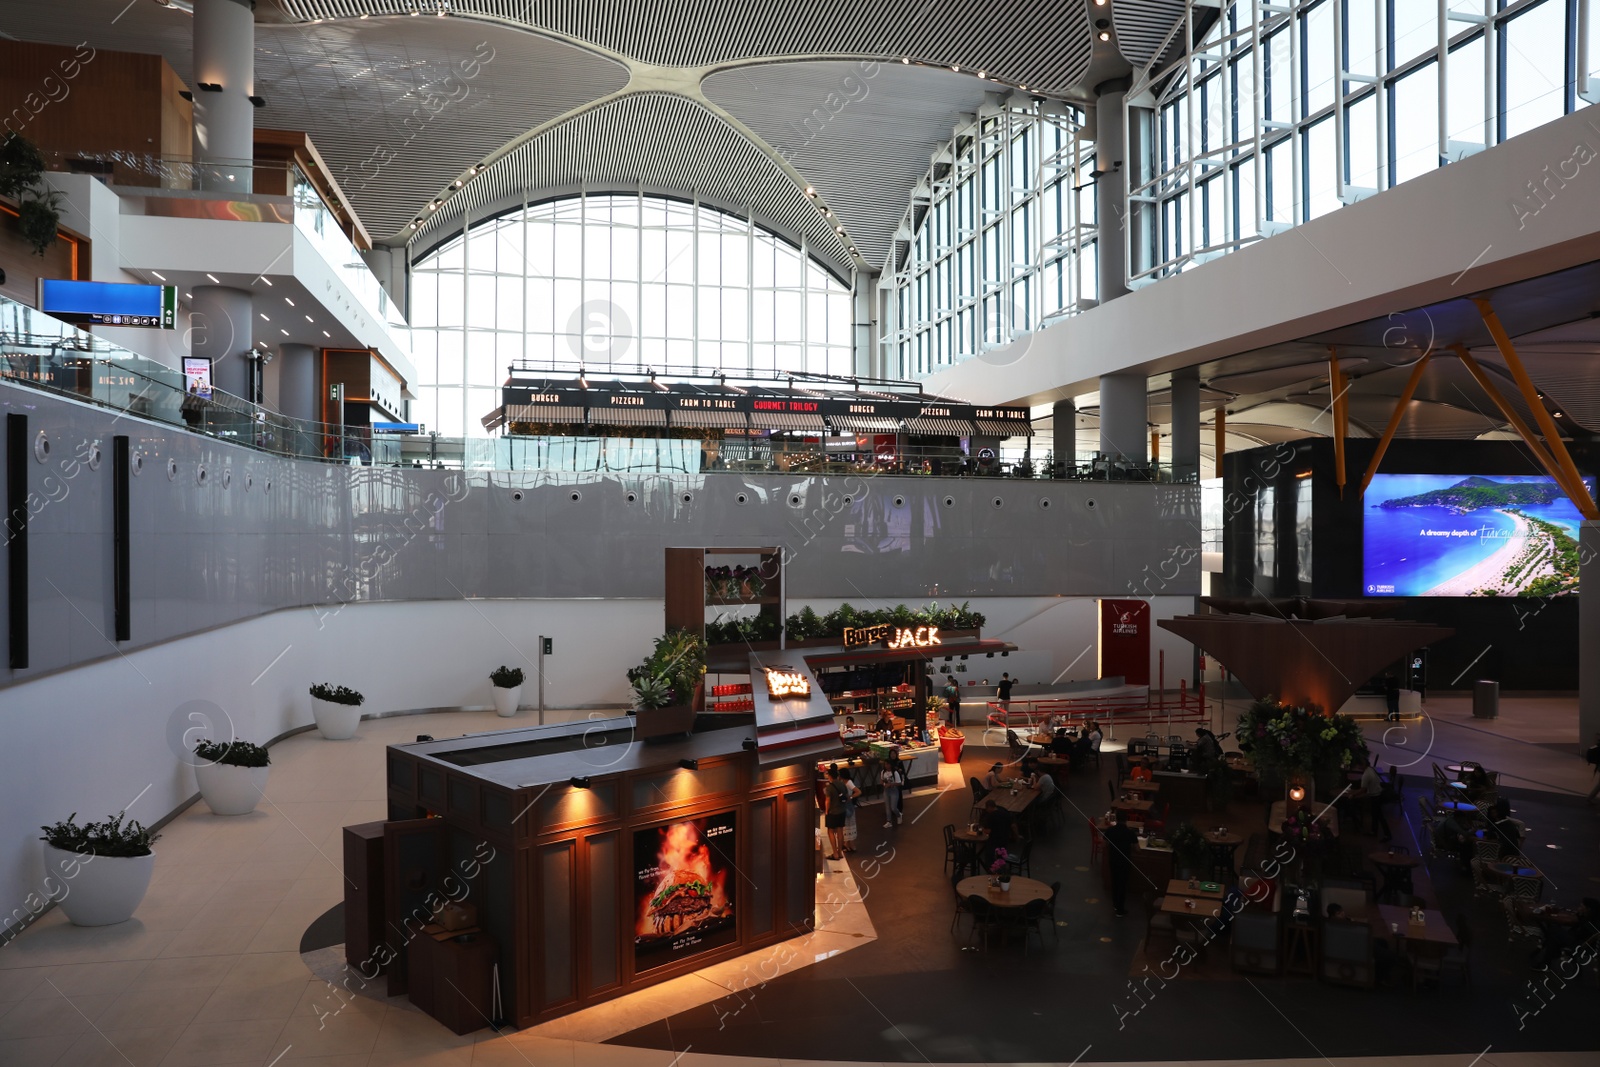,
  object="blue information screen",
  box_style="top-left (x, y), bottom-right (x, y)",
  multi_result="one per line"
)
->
top-left (38, 280), bottom-right (177, 329)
